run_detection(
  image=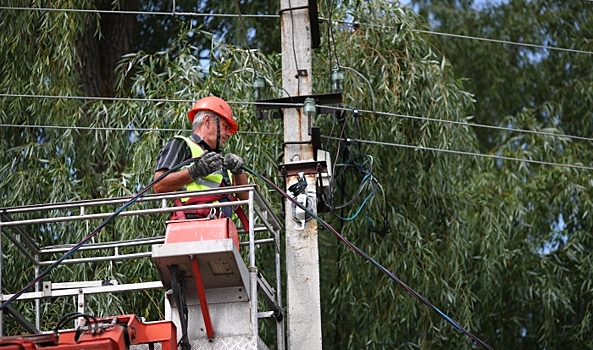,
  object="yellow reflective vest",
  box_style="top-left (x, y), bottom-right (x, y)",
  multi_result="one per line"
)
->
top-left (175, 135), bottom-right (232, 203)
